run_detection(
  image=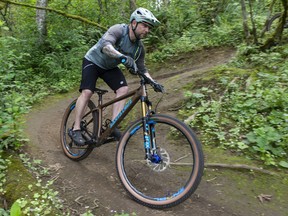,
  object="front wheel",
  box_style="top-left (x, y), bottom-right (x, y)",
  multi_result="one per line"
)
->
top-left (116, 114), bottom-right (204, 209)
top-left (60, 99), bottom-right (97, 161)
